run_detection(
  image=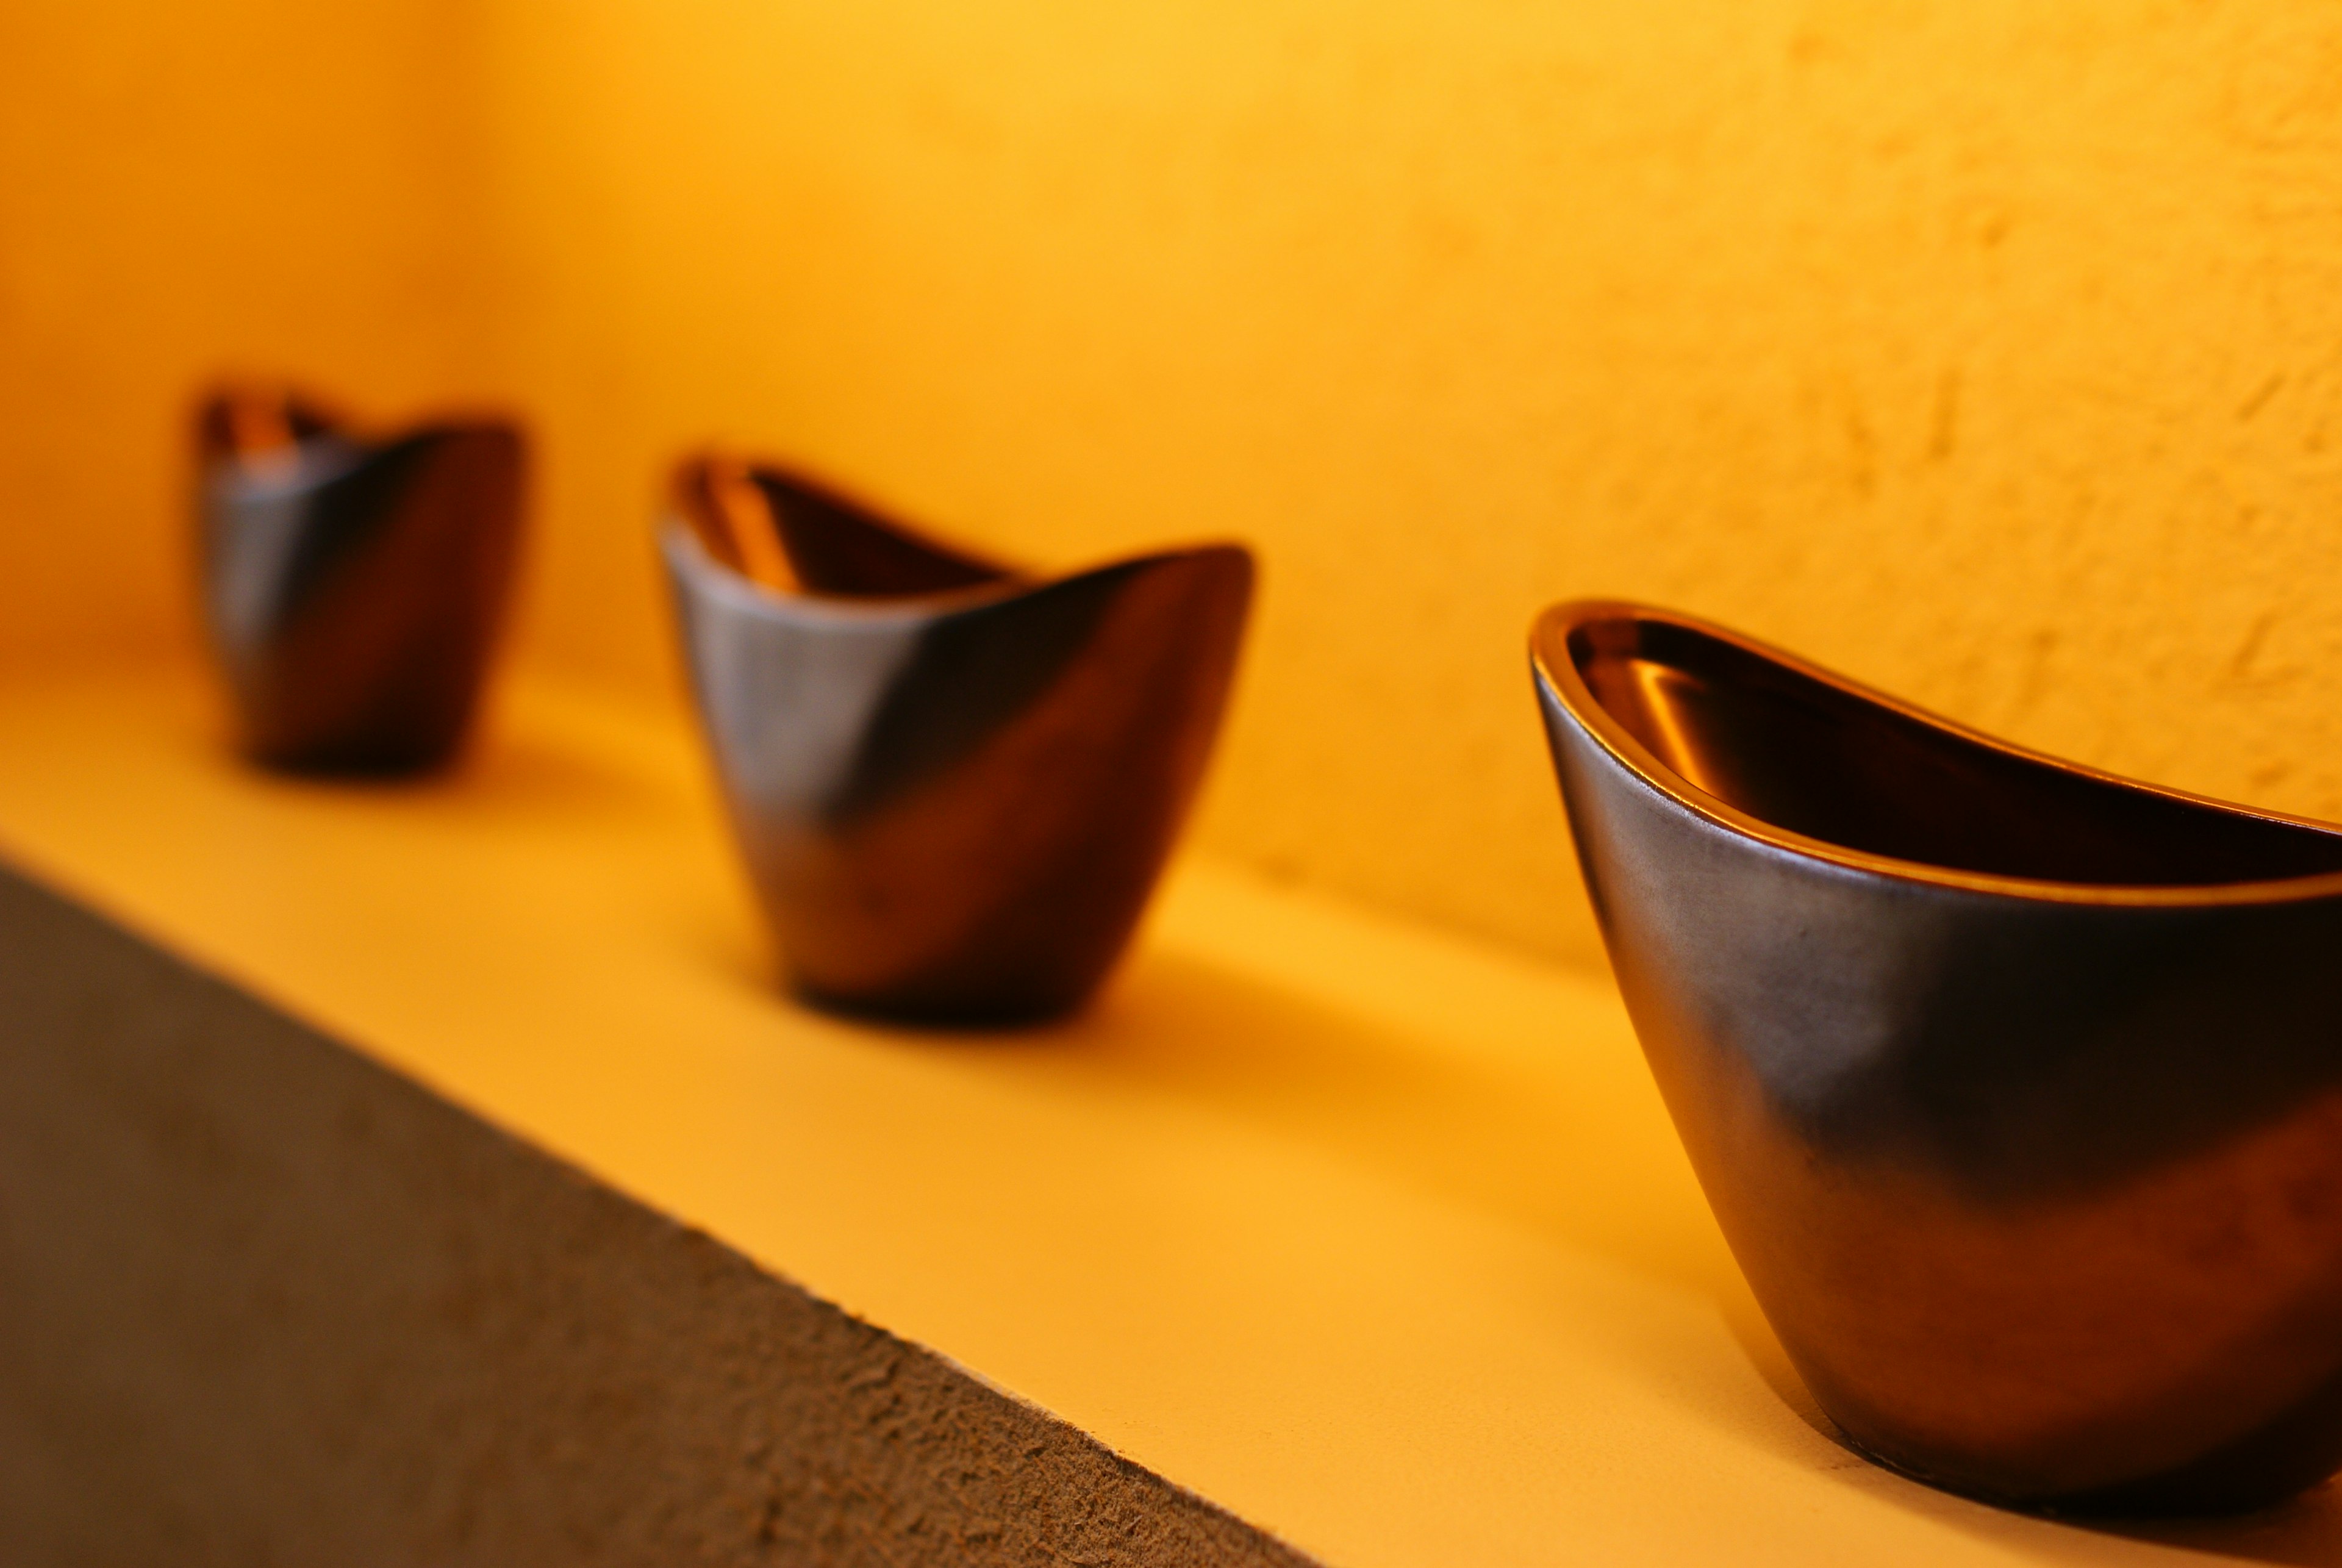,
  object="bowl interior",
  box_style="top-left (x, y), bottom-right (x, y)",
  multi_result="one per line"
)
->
top-left (673, 458), bottom-right (1010, 600)
top-left (196, 385), bottom-right (345, 470)
top-left (1561, 610), bottom-right (2342, 887)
